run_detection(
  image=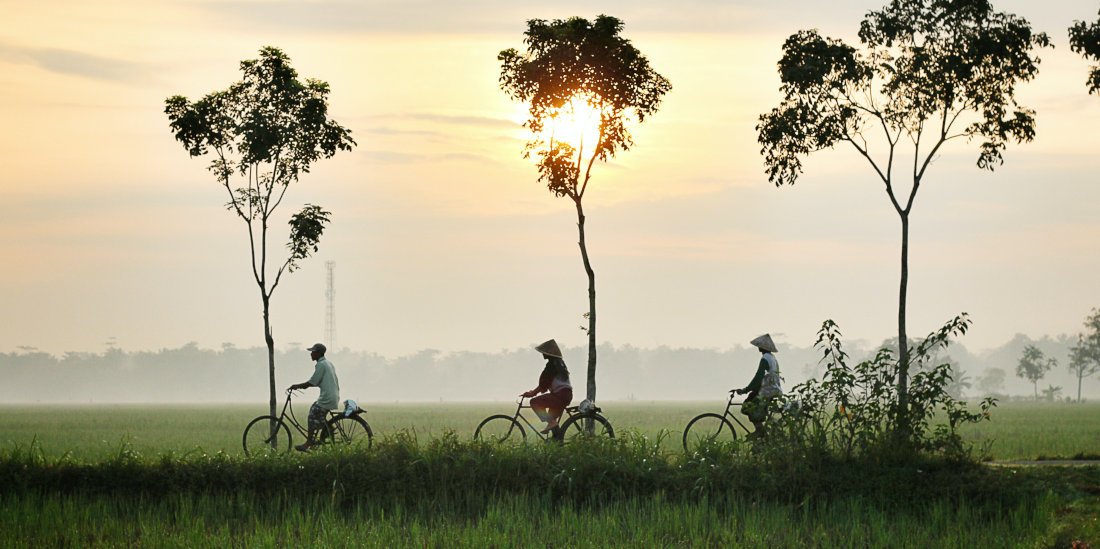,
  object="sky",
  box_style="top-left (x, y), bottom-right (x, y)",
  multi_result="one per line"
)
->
top-left (1, 0), bottom-right (1098, 359)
